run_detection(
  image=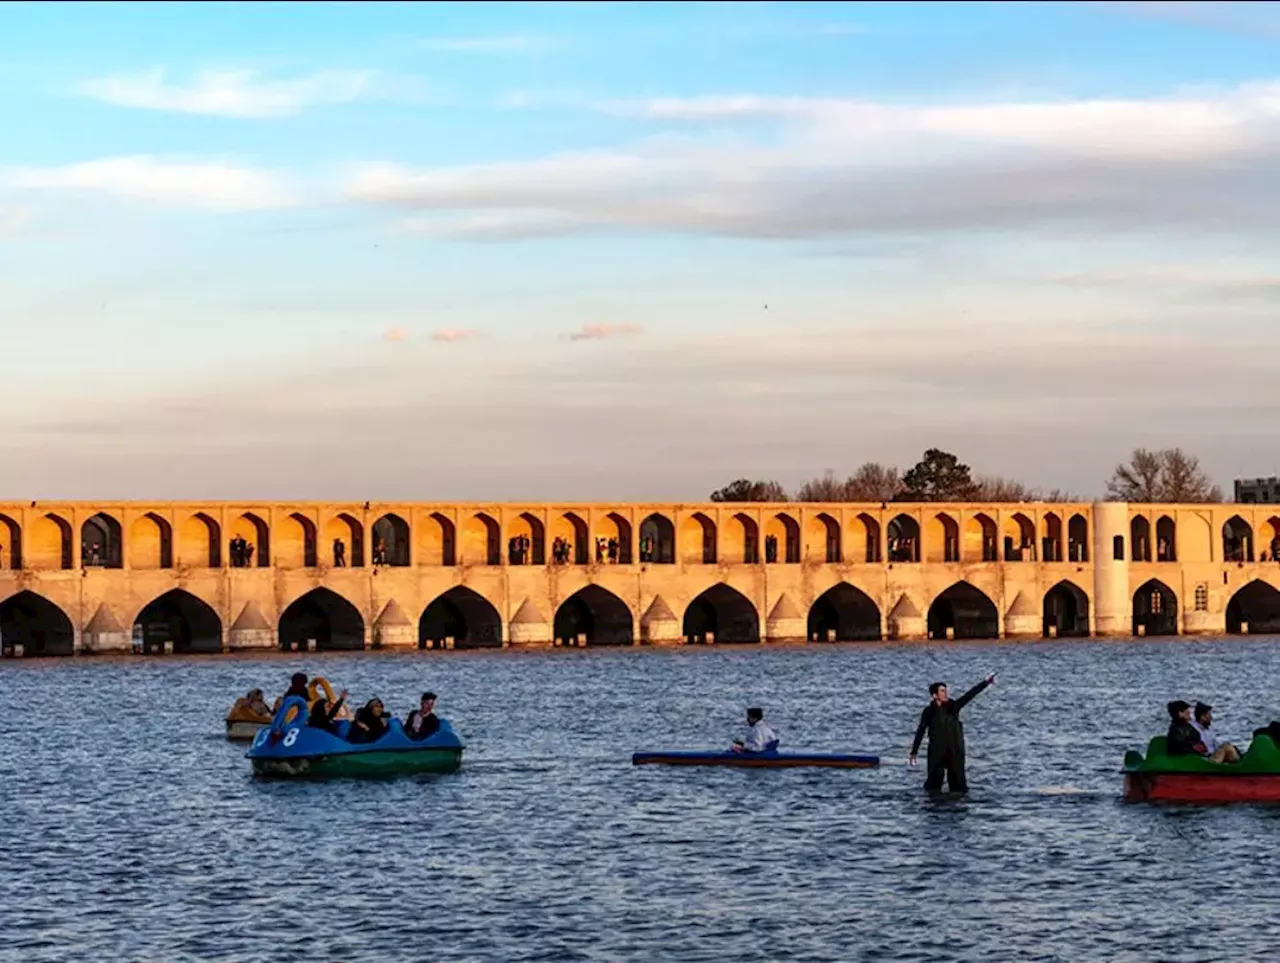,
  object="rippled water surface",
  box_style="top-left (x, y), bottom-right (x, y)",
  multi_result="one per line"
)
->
top-left (4, 639), bottom-right (1280, 962)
